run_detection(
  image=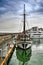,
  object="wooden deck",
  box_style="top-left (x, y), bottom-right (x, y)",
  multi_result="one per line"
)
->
top-left (16, 40), bottom-right (32, 44)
